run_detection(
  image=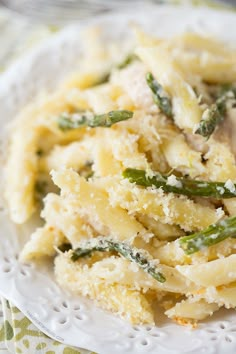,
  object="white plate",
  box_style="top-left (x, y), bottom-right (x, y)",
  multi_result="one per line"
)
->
top-left (1, 5), bottom-right (236, 354)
